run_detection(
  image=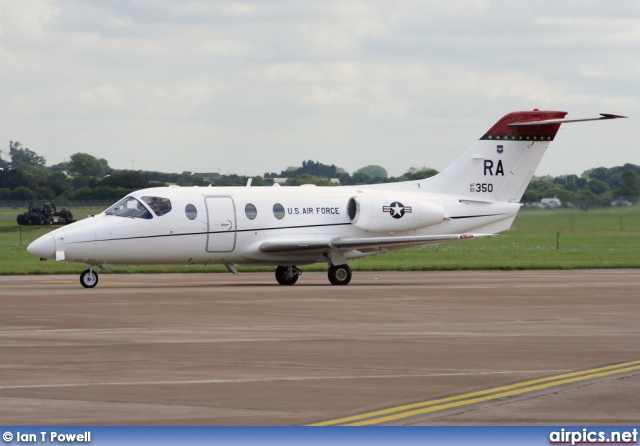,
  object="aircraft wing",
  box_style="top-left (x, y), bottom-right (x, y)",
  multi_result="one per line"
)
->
top-left (259, 233), bottom-right (493, 253)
